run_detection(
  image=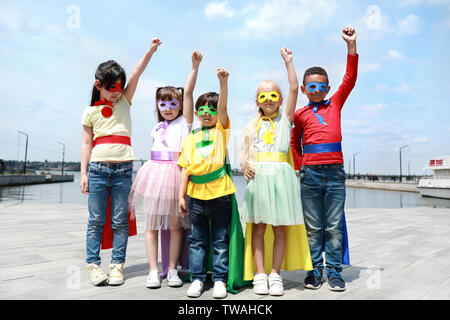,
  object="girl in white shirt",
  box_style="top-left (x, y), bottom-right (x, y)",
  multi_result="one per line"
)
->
top-left (129, 51), bottom-right (202, 288)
